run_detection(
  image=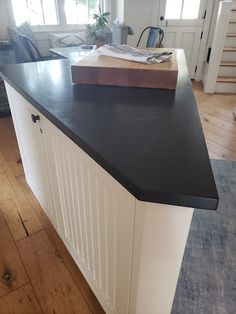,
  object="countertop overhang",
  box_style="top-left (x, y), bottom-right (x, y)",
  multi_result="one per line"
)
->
top-left (0, 49), bottom-right (219, 210)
